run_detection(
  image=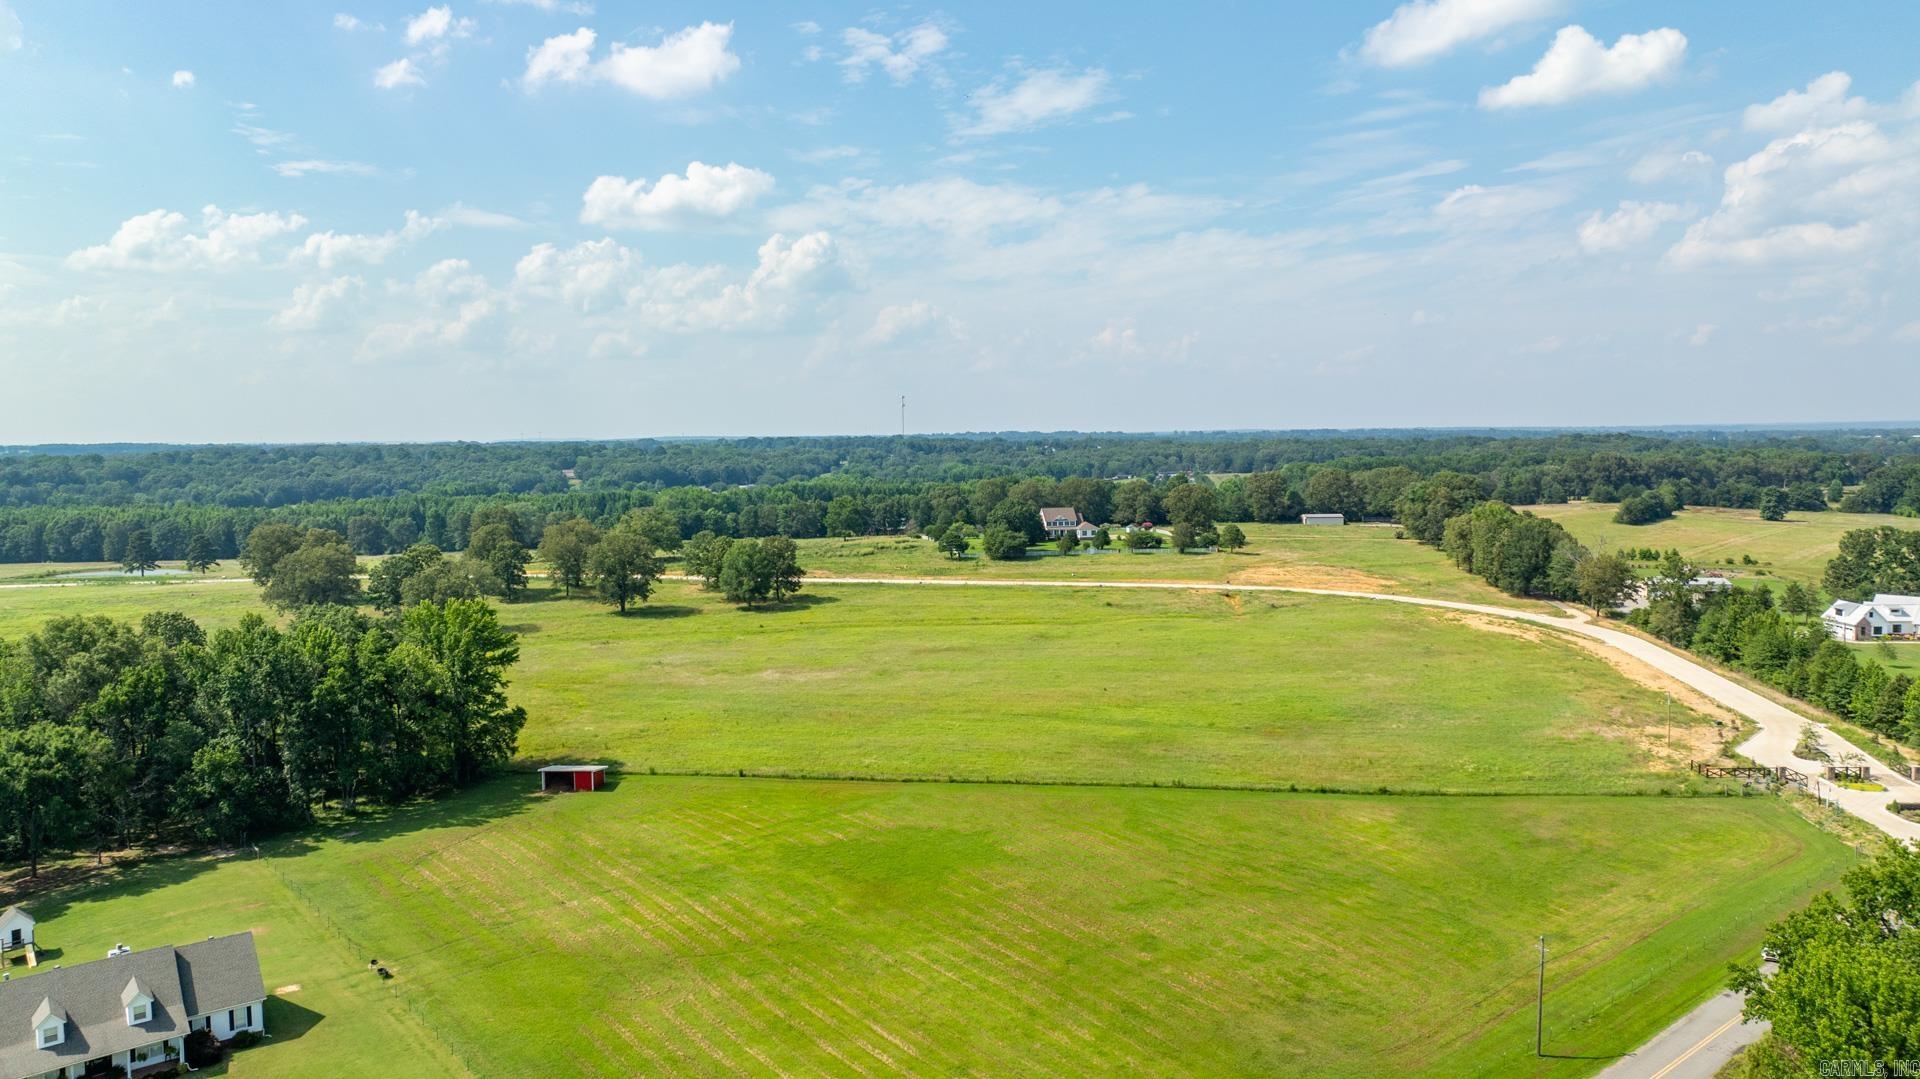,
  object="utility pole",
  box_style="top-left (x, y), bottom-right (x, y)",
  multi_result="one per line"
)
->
top-left (1535, 934), bottom-right (1547, 1057)
top-left (1665, 691), bottom-right (1672, 747)
top-left (899, 395), bottom-right (906, 436)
